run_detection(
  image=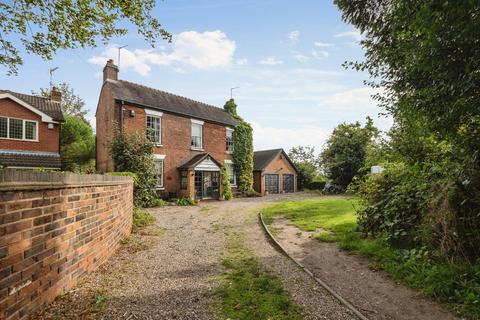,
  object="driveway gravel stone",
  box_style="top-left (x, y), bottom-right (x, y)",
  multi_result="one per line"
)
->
top-left (32, 193), bottom-right (357, 320)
